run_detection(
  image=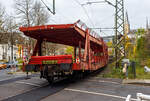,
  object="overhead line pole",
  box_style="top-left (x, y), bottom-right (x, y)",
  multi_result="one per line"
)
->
top-left (115, 0), bottom-right (125, 68)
